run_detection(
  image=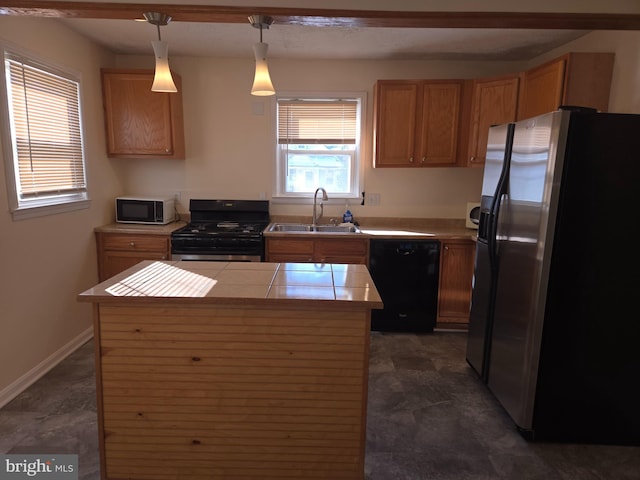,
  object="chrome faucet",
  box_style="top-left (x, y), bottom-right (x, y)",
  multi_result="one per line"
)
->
top-left (312, 187), bottom-right (329, 227)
